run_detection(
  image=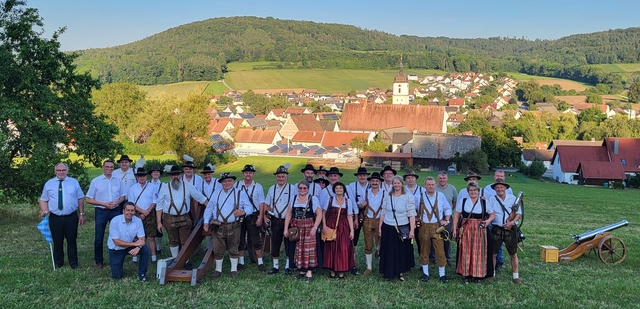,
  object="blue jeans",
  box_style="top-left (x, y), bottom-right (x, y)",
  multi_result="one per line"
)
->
top-left (109, 245), bottom-right (150, 279)
top-left (94, 206), bottom-right (122, 264)
top-left (489, 224), bottom-right (504, 264)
